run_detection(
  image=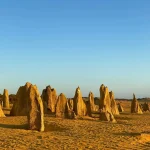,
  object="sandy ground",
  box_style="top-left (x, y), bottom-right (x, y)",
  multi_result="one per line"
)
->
top-left (0, 101), bottom-right (150, 150)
